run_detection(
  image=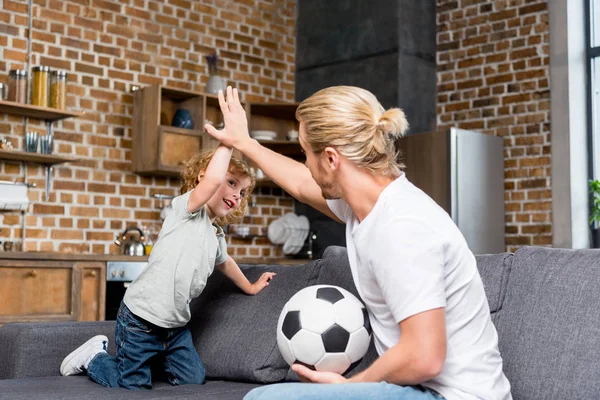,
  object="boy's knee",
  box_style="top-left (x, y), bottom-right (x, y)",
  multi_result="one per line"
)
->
top-left (177, 368), bottom-right (205, 385)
